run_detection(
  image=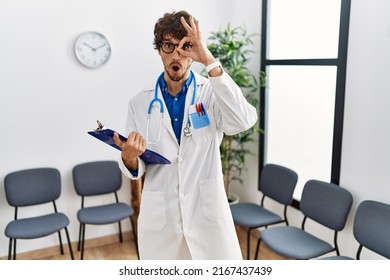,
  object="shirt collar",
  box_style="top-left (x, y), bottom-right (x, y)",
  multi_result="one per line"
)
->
top-left (158, 71), bottom-right (194, 97)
